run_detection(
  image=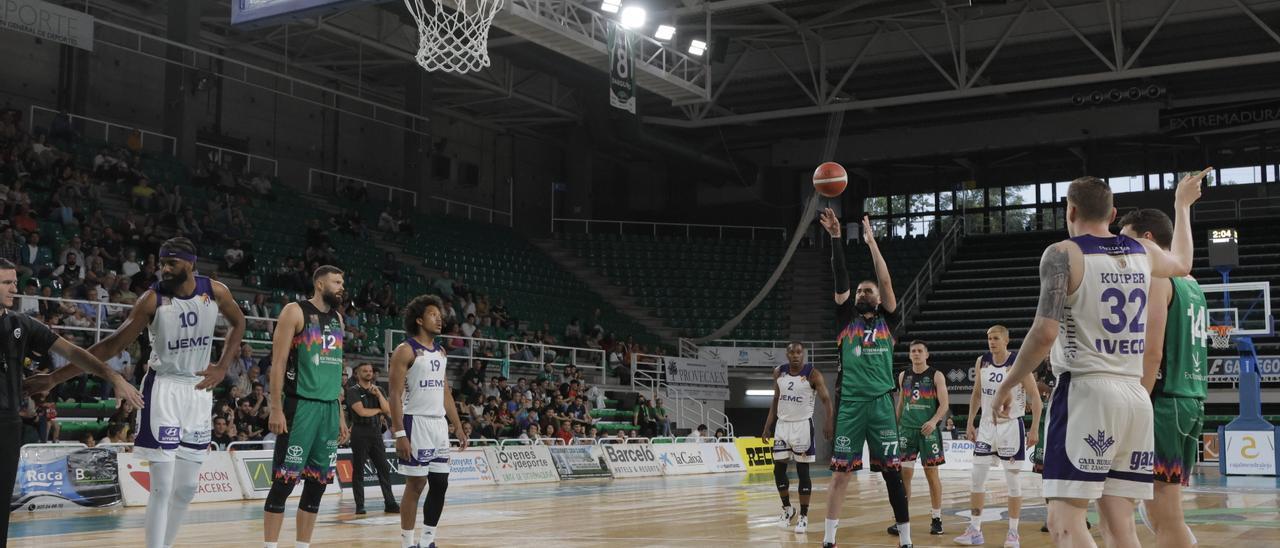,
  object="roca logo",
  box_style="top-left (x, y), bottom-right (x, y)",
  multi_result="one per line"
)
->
top-left (746, 446), bottom-right (773, 466)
